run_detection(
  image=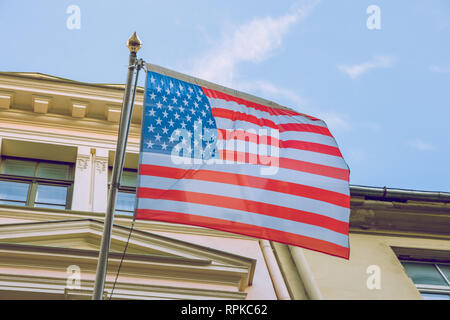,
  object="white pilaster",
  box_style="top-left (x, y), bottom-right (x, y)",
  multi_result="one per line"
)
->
top-left (71, 146), bottom-right (92, 211)
top-left (92, 148), bottom-right (108, 213)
